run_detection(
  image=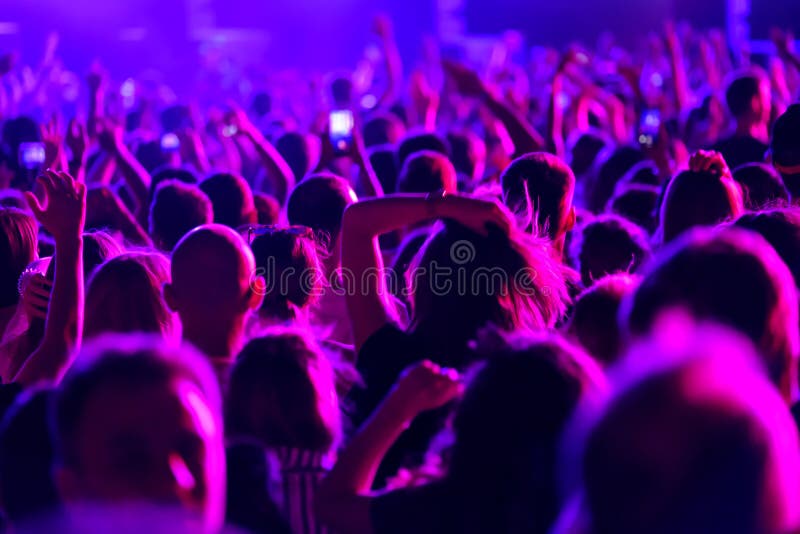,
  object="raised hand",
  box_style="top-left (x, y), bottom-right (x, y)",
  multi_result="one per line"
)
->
top-left (40, 115), bottom-right (66, 171)
top-left (442, 59), bottom-right (487, 98)
top-left (65, 118), bottom-right (89, 163)
top-left (689, 149), bottom-right (732, 180)
top-left (24, 170), bottom-right (86, 243)
top-left (387, 360), bottom-right (463, 419)
top-left (95, 117), bottom-right (123, 155)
